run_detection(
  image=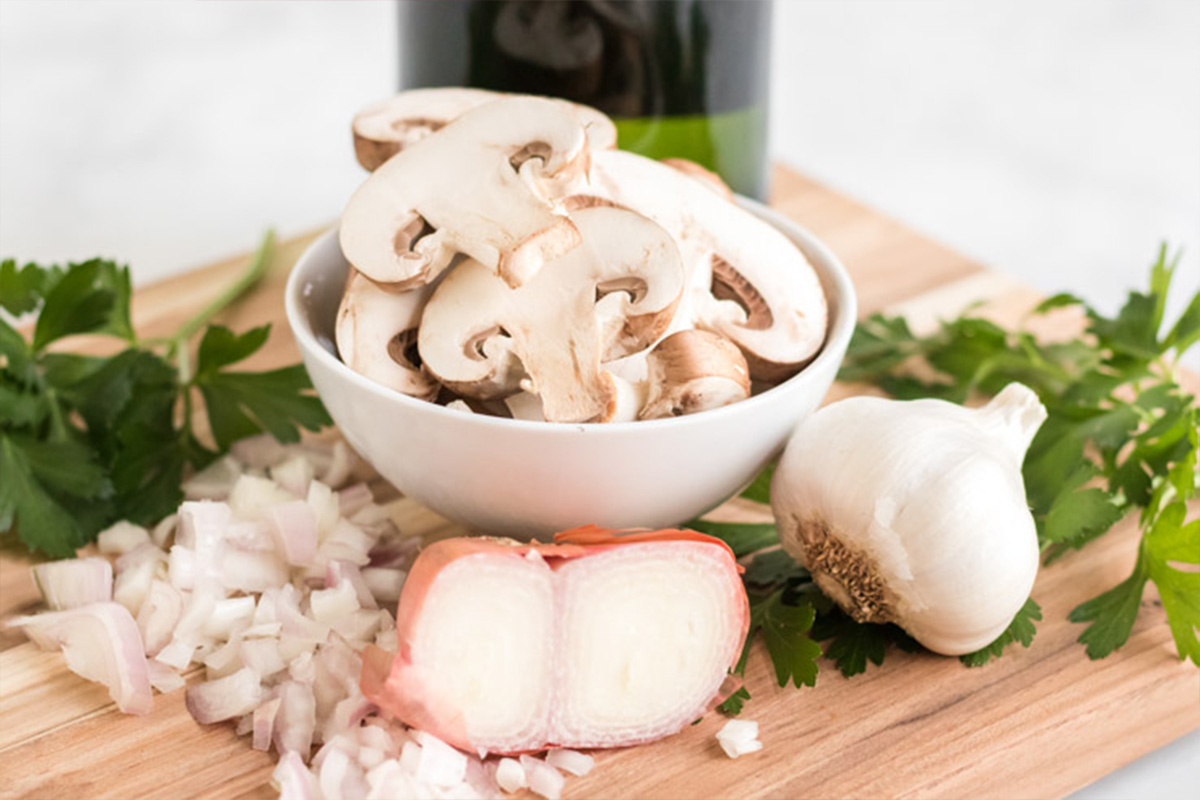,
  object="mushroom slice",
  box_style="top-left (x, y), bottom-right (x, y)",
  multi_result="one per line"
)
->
top-left (352, 88), bottom-right (618, 172)
top-left (588, 150), bottom-right (828, 381)
top-left (335, 269), bottom-right (439, 400)
top-left (661, 158), bottom-right (734, 201)
top-left (340, 96), bottom-right (591, 289)
top-left (639, 331), bottom-right (750, 420)
top-left (352, 87), bottom-right (499, 171)
top-left (418, 206), bottom-right (684, 423)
